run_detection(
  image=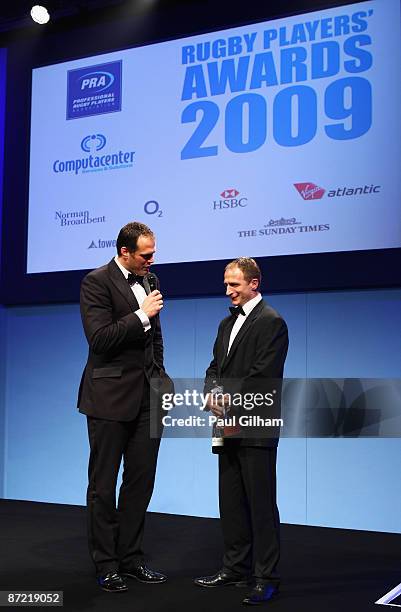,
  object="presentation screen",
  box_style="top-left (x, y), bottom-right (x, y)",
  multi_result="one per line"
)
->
top-left (26, 0), bottom-right (401, 275)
